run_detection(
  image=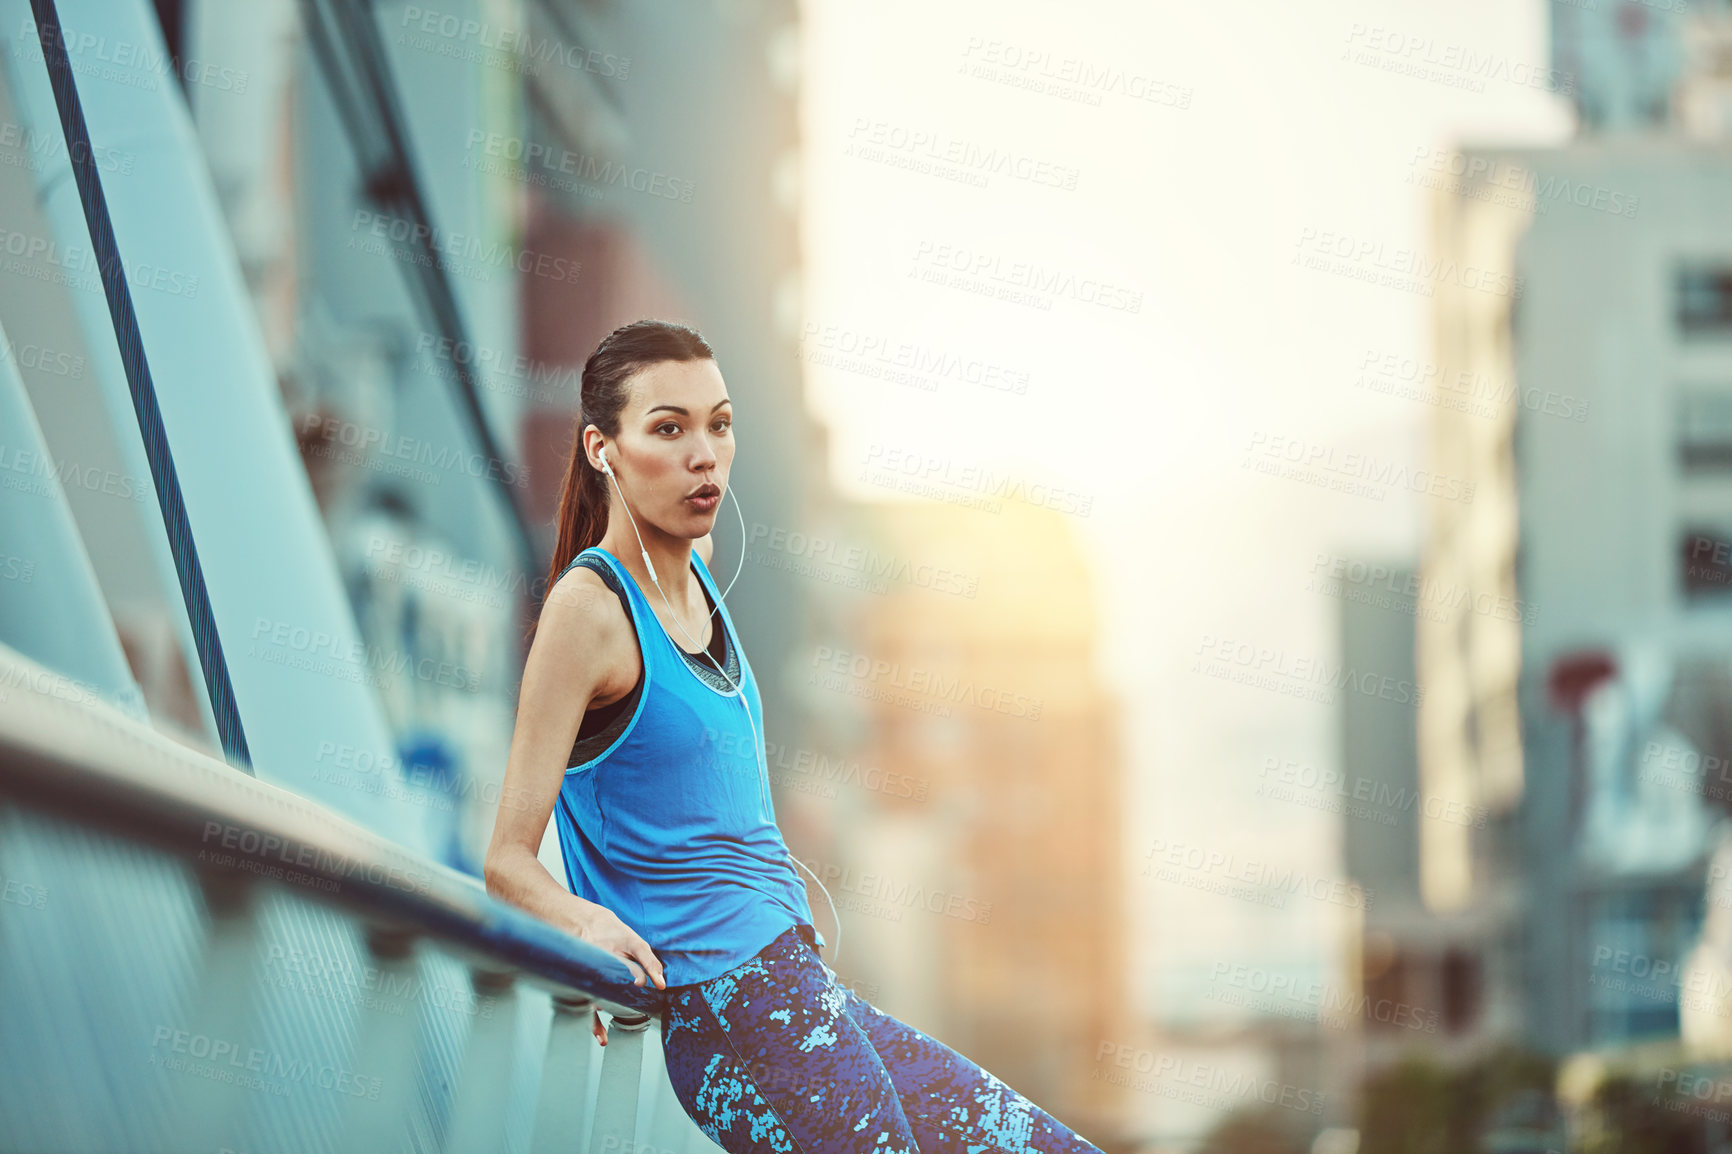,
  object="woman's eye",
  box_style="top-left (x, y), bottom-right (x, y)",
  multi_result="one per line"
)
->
top-left (656, 422), bottom-right (679, 435)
